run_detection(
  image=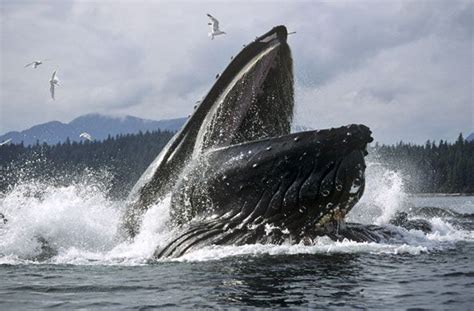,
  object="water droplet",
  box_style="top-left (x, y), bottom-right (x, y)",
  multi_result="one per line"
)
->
top-left (326, 203), bottom-right (334, 209)
top-left (266, 146), bottom-right (272, 151)
top-left (321, 189), bottom-right (330, 197)
top-left (336, 184), bottom-right (343, 191)
top-left (346, 132), bottom-right (352, 136)
top-left (294, 137), bottom-right (300, 142)
top-left (252, 163), bottom-right (258, 168)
